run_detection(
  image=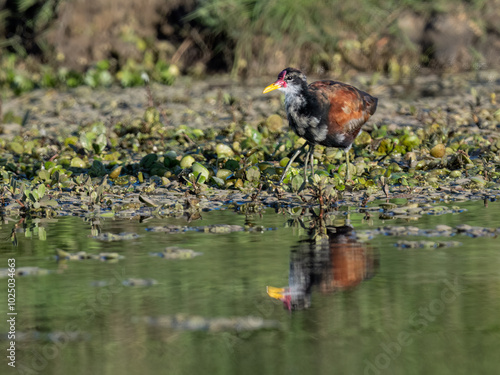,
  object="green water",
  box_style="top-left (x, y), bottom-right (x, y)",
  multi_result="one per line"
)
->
top-left (1, 200), bottom-right (500, 375)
